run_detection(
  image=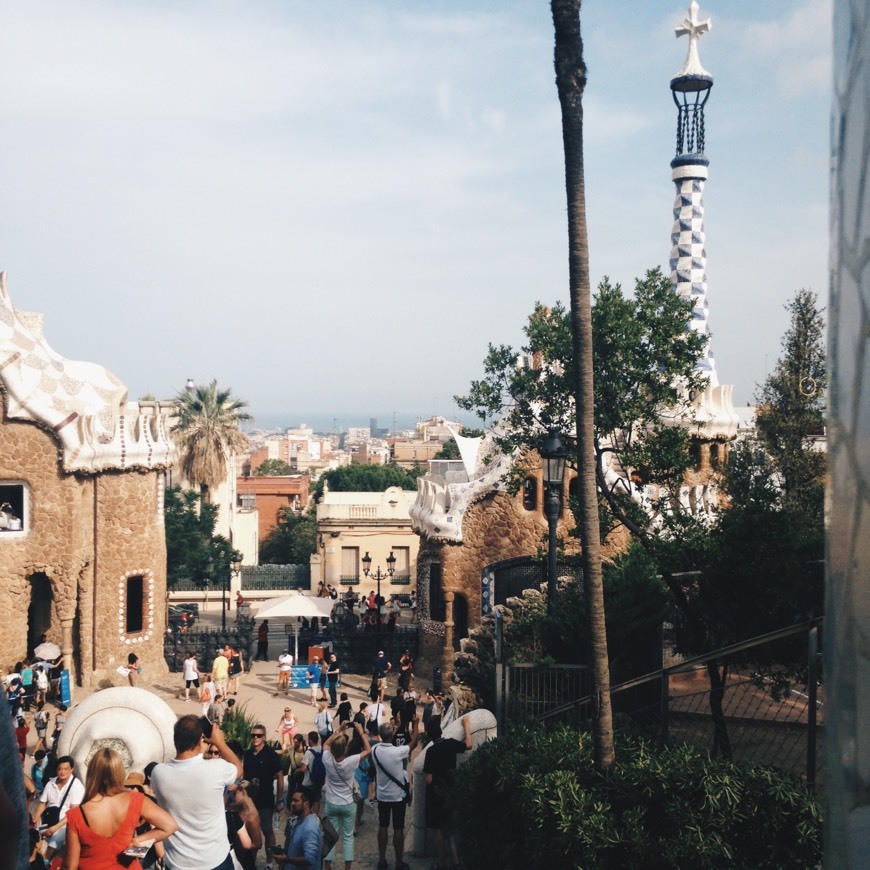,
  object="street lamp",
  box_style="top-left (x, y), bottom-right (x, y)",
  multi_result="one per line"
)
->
top-left (362, 550), bottom-right (396, 602)
top-left (225, 551), bottom-right (243, 630)
top-left (540, 428), bottom-right (567, 614)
